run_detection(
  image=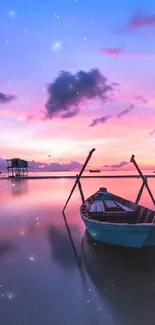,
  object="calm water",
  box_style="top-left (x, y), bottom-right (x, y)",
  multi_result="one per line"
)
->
top-left (0, 176), bottom-right (155, 325)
